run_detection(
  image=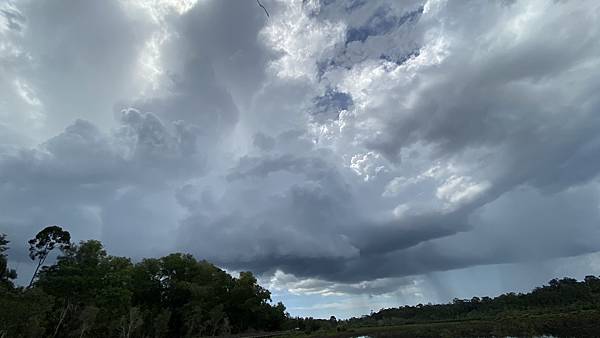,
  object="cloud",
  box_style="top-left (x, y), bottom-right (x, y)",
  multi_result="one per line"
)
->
top-left (266, 270), bottom-right (419, 297)
top-left (0, 109), bottom-right (202, 262)
top-left (0, 0), bottom-right (157, 141)
top-left (2, 0), bottom-right (600, 317)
